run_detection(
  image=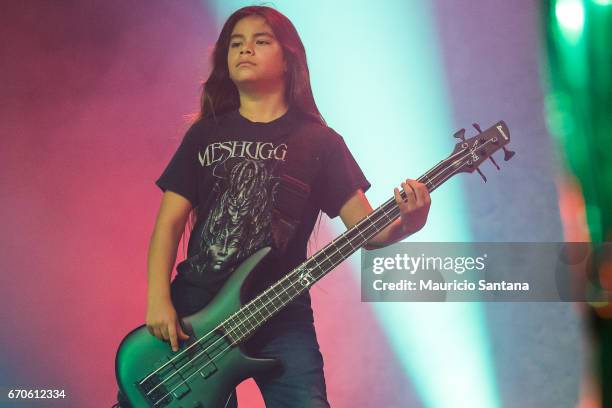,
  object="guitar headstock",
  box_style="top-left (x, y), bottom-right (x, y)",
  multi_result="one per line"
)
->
top-left (446, 121), bottom-right (515, 182)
